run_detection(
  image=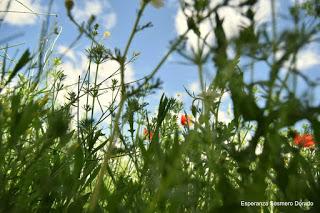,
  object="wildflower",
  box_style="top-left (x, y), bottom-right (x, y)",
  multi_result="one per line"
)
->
top-left (150, 0), bottom-right (164, 8)
top-left (181, 114), bottom-right (193, 126)
top-left (292, 132), bottom-right (316, 148)
top-left (103, 31), bottom-right (111, 38)
top-left (143, 128), bottom-right (154, 141)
